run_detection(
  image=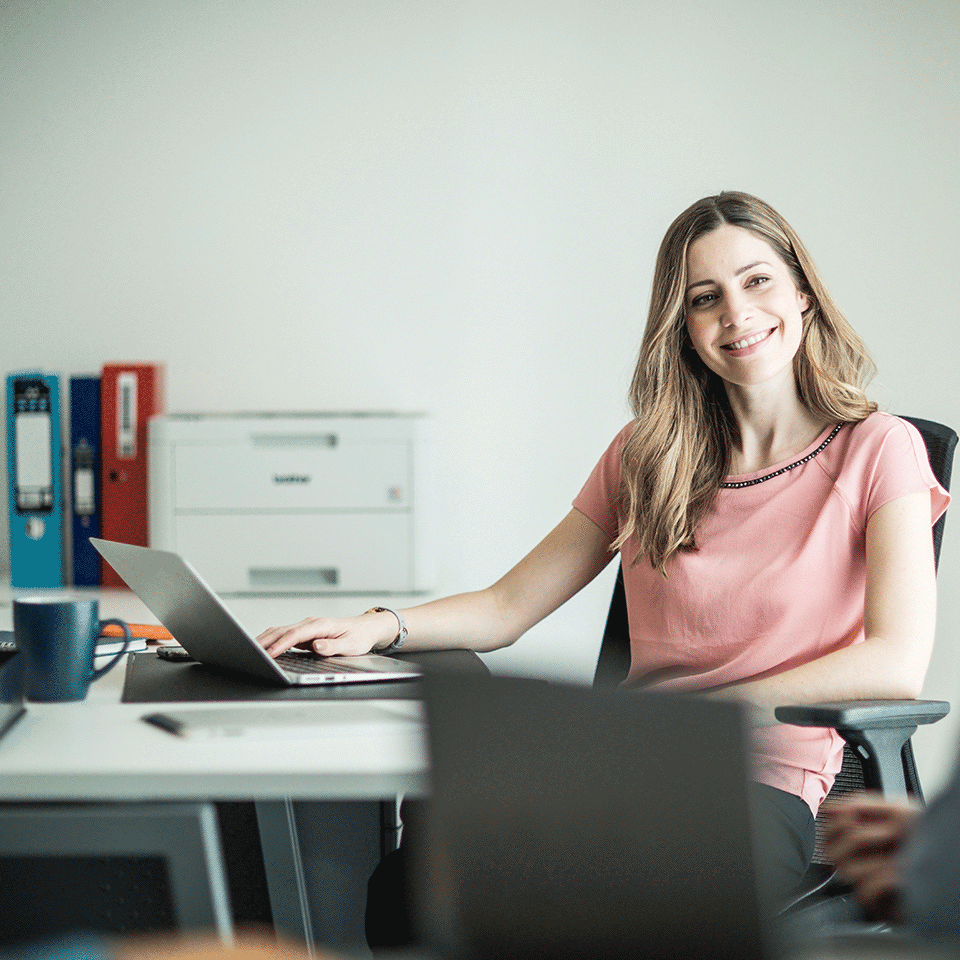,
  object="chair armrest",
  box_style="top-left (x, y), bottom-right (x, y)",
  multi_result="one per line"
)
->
top-left (775, 699), bottom-right (949, 731)
top-left (775, 700), bottom-right (950, 797)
